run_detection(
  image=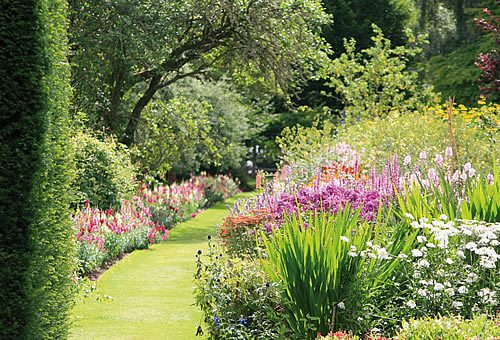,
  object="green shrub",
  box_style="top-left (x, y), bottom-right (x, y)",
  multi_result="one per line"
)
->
top-left (0, 0), bottom-right (76, 337)
top-left (72, 130), bottom-right (136, 209)
top-left (194, 237), bottom-right (284, 339)
top-left (397, 315), bottom-right (499, 339)
top-left (338, 104), bottom-right (499, 172)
